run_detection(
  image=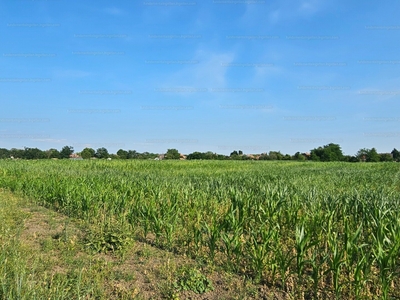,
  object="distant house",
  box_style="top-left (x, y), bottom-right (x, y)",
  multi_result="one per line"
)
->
top-left (158, 154), bottom-right (165, 160)
top-left (245, 154), bottom-right (262, 160)
top-left (179, 153), bottom-right (187, 160)
top-left (69, 153), bottom-right (83, 160)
